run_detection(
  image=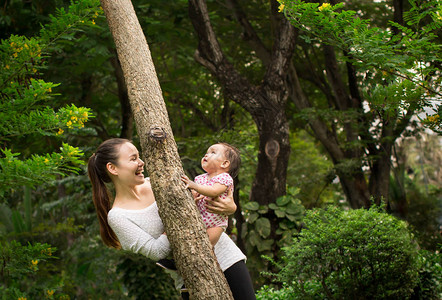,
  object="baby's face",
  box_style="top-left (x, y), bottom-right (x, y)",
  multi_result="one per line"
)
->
top-left (201, 144), bottom-right (228, 173)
